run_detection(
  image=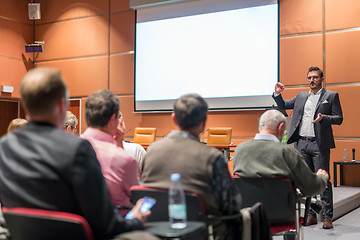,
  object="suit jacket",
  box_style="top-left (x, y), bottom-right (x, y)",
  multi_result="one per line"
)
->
top-left (0, 121), bottom-right (143, 240)
top-left (273, 89), bottom-right (343, 150)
